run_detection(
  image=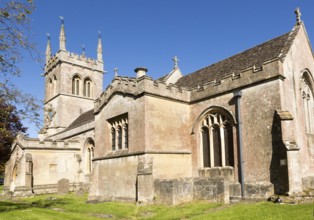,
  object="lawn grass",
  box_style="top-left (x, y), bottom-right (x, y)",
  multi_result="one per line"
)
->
top-left (0, 193), bottom-right (313, 220)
